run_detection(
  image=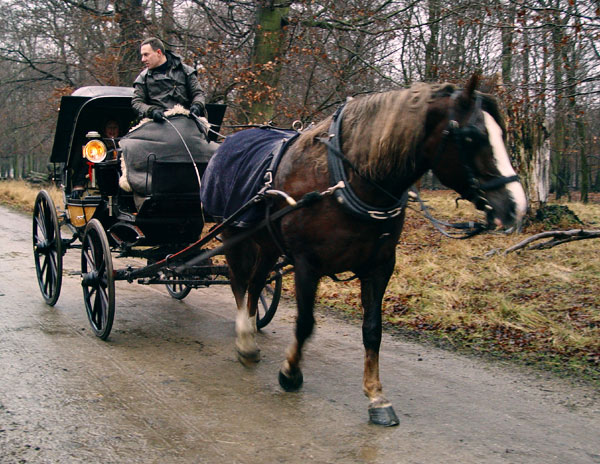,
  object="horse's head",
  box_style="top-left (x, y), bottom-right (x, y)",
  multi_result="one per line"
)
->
top-left (428, 75), bottom-right (527, 230)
